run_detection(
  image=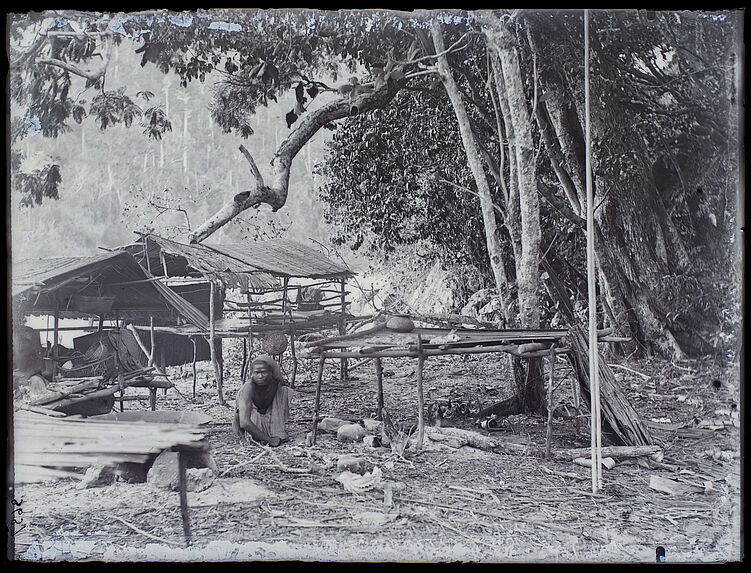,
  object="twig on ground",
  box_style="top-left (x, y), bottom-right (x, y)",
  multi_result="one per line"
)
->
top-left (219, 450), bottom-right (267, 476)
top-left (608, 363), bottom-right (651, 380)
top-left (108, 514), bottom-right (183, 547)
top-left (247, 438), bottom-right (316, 474)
